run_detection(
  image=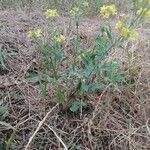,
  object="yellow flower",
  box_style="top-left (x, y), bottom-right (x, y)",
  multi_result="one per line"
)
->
top-left (119, 27), bottom-right (130, 38)
top-left (115, 20), bottom-right (124, 29)
top-left (54, 34), bottom-right (65, 43)
top-left (129, 29), bottom-right (138, 40)
top-left (100, 4), bottom-right (117, 19)
top-left (70, 7), bottom-right (79, 16)
top-left (27, 29), bottom-right (42, 39)
top-left (115, 20), bottom-right (138, 40)
top-left (137, 8), bottom-right (150, 19)
top-left (44, 9), bottom-right (59, 19)
top-left (117, 26), bottom-right (138, 40)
